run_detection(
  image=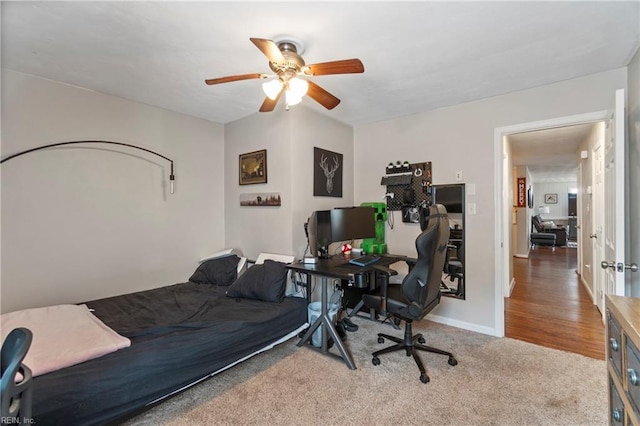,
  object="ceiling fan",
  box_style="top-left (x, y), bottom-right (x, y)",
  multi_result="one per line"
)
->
top-left (205, 37), bottom-right (364, 112)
